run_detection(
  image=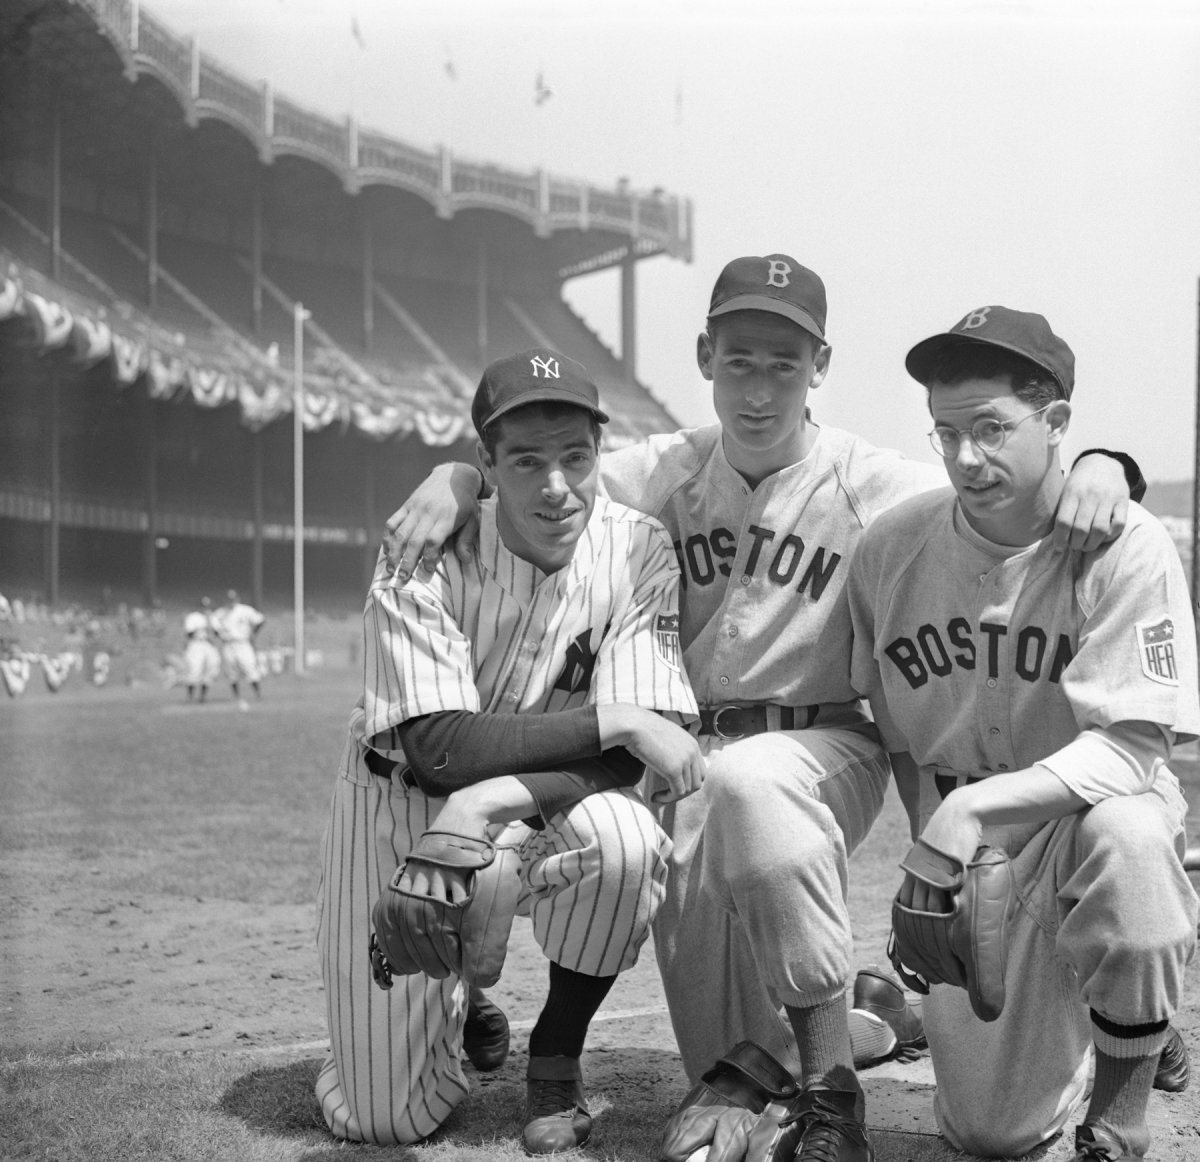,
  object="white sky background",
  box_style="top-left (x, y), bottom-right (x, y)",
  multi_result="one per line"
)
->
top-left (152, 0), bottom-right (1200, 482)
